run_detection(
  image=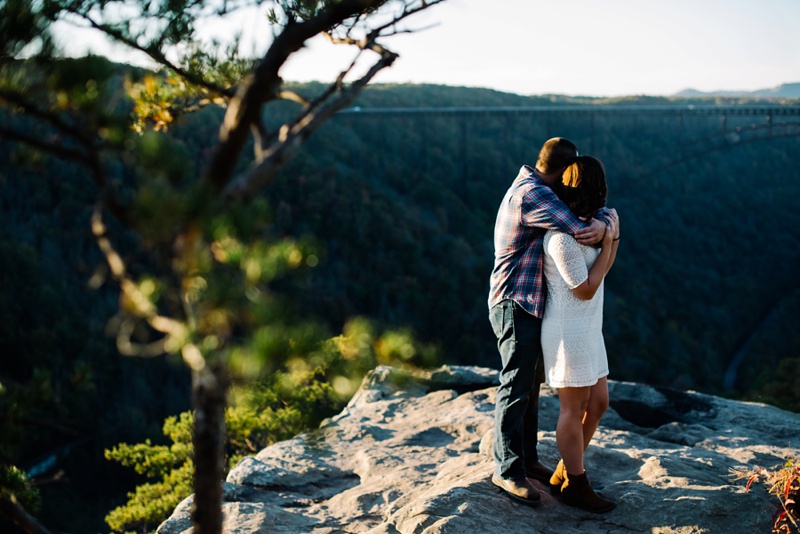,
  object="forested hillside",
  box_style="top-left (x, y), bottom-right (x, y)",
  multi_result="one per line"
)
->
top-left (260, 84), bottom-right (800, 395)
top-left (2, 79), bottom-right (799, 530)
top-left (153, 82), bottom-right (800, 397)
